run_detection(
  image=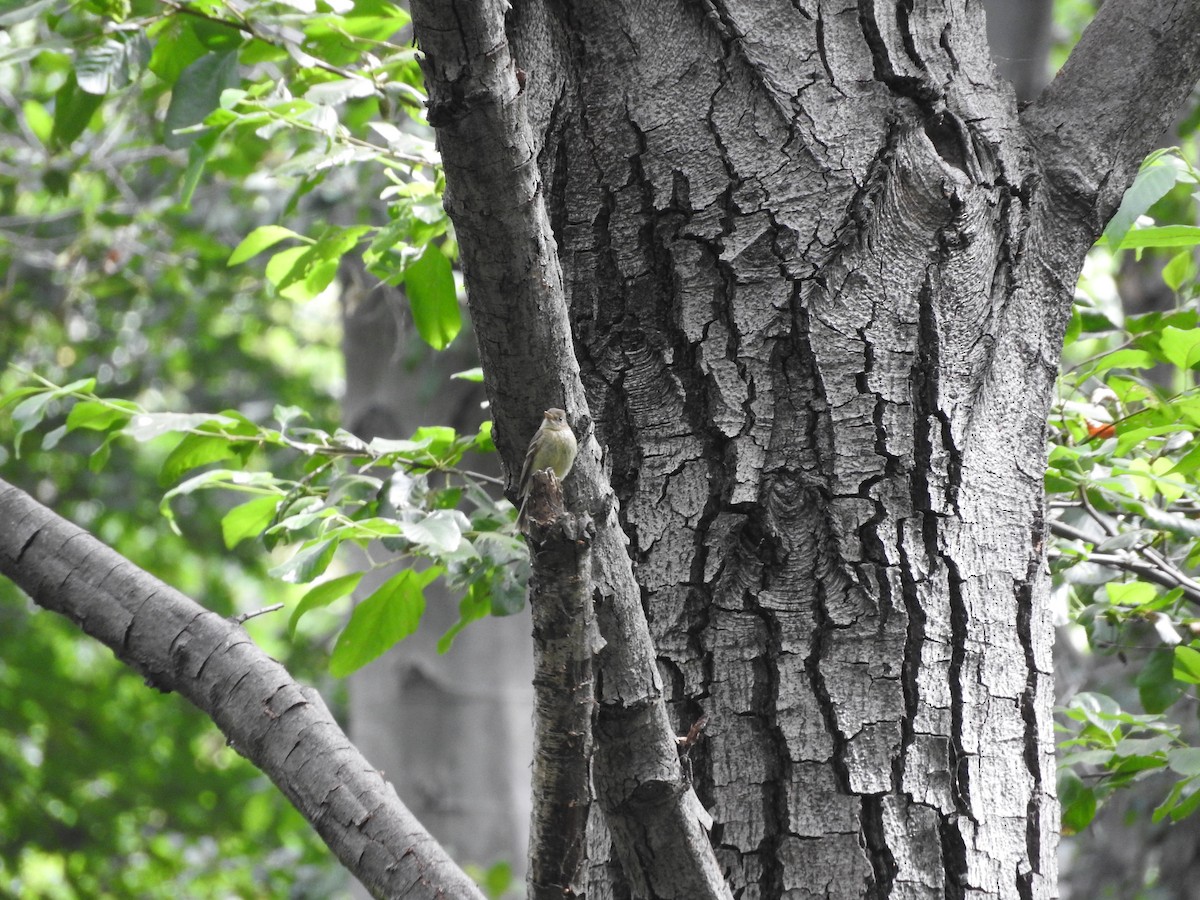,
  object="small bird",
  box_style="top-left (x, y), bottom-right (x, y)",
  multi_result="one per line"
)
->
top-left (517, 408), bottom-right (577, 527)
